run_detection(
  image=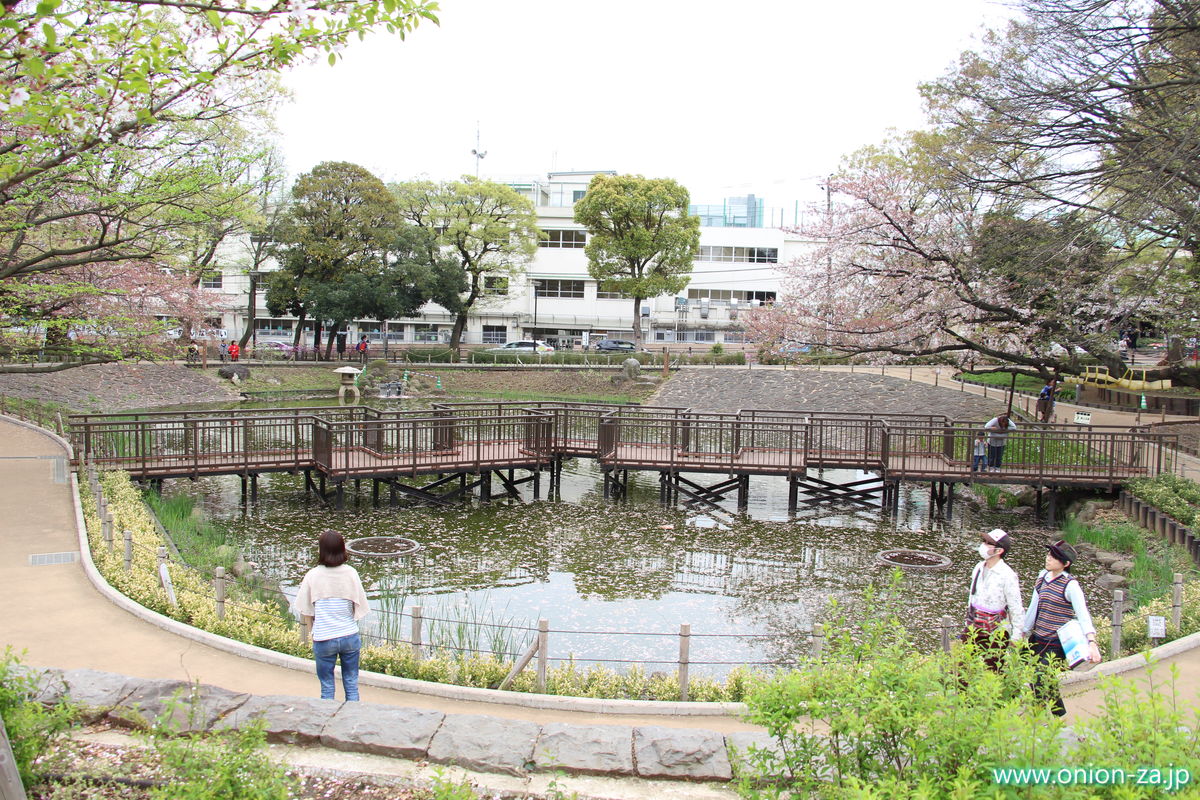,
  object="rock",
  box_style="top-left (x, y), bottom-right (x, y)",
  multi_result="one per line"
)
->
top-left (1074, 500), bottom-right (1110, 524)
top-left (1093, 551), bottom-right (1123, 568)
top-left (622, 358), bottom-right (641, 379)
top-left (1095, 573), bottom-right (1128, 592)
top-left (427, 714), bottom-right (540, 777)
top-left (320, 704), bottom-right (444, 759)
top-left (633, 726), bottom-right (732, 781)
top-left (214, 695), bottom-right (342, 745)
top-left (59, 669), bottom-right (139, 721)
top-left (10, 666), bottom-right (66, 705)
top-left (1110, 560), bottom-right (1135, 575)
top-left (111, 679), bottom-right (250, 732)
top-left (217, 364), bottom-right (250, 381)
top-left (533, 723), bottom-right (635, 776)
top-left (1073, 542), bottom-right (1097, 559)
top-left (1013, 487), bottom-right (1039, 507)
